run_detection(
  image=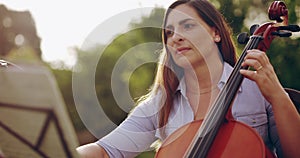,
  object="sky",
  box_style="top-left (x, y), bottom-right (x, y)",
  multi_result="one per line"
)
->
top-left (0, 0), bottom-right (174, 67)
